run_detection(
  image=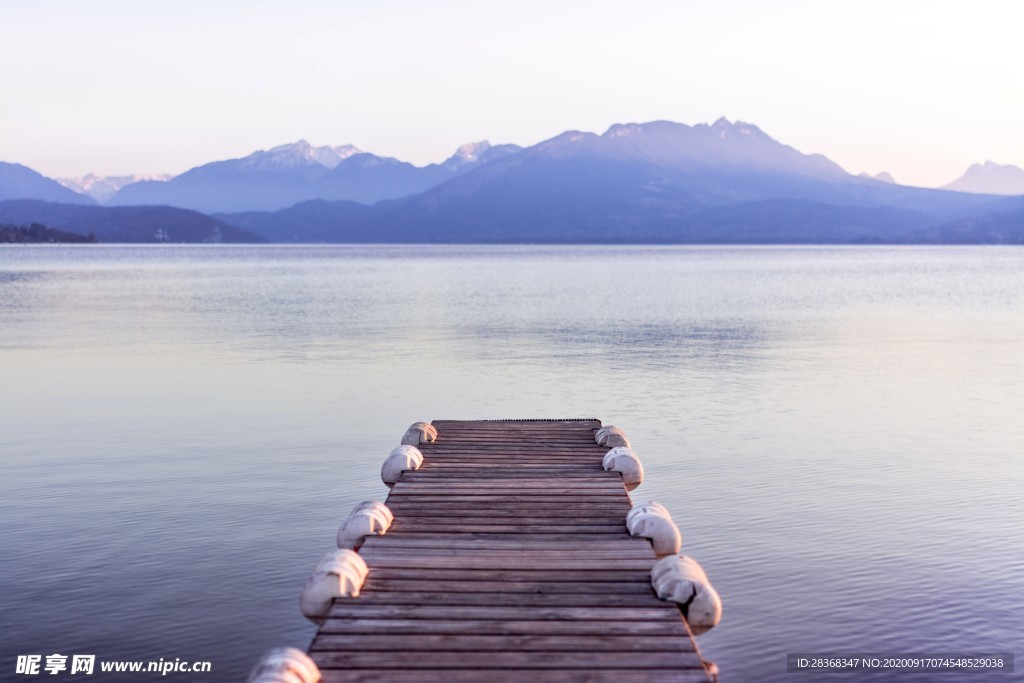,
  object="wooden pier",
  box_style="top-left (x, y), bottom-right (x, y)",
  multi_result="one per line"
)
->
top-left (305, 419), bottom-right (716, 682)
